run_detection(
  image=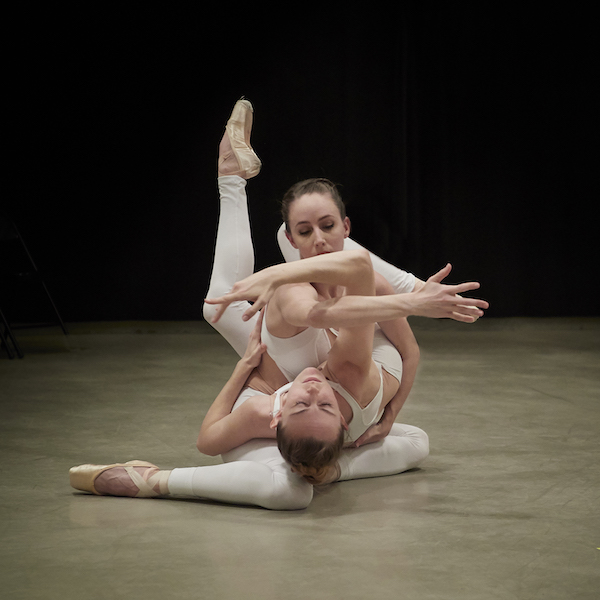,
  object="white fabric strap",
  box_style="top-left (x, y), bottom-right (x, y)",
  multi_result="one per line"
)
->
top-left (125, 466), bottom-right (159, 498)
top-left (272, 382), bottom-right (293, 415)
